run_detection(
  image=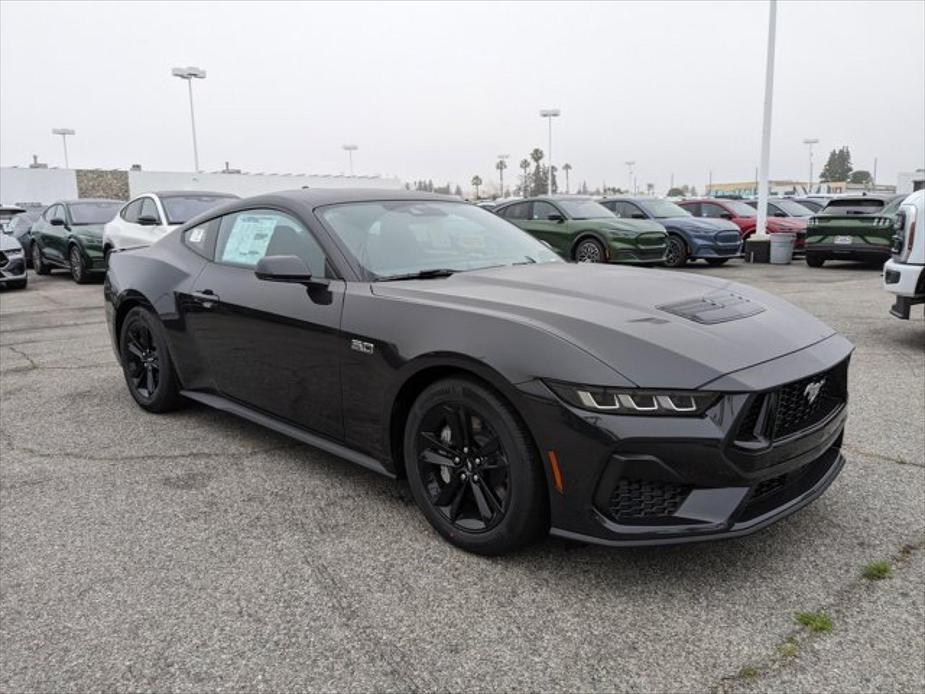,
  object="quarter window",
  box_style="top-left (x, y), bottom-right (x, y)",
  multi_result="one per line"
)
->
top-left (214, 209), bottom-right (328, 277)
top-left (122, 199), bottom-right (143, 223)
top-left (183, 219), bottom-right (219, 259)
top-left (139, 197), bottom-right (162, 224)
